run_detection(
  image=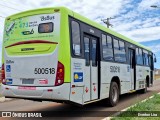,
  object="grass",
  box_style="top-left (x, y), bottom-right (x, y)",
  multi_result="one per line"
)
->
top-left (112, 94), bottom-right (160, 120)
top-left (155, 75), bottom-right (160, 80)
